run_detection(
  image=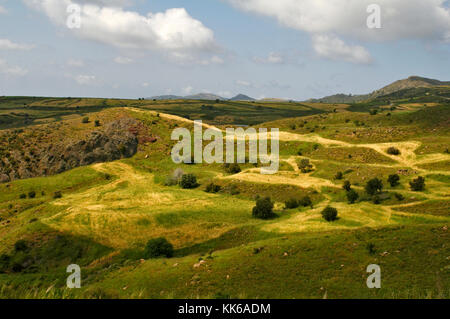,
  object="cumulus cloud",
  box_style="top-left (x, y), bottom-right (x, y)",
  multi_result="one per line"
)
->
top-left (253, 52), bottom-right (284, 64)
top-left (228, 0), bottom-right (450, 63)
top-left (24, 0), bottom-right (218, 57)
top-left (0, 39), bottom-right (35, 50)
top-left (0, 59), bottom-right (28, 76)
top-left (312, 35), bottom-right (372, 64)
top-left (182, 86), bottom-right (194, 95)
top-left (74, 74), bottom-right (97, 85)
